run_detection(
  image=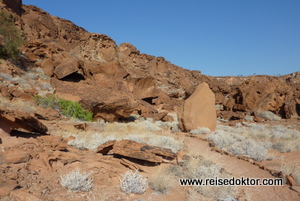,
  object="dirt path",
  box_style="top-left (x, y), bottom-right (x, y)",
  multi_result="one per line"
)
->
top-left (184, 136), bottom-right (300, 201)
